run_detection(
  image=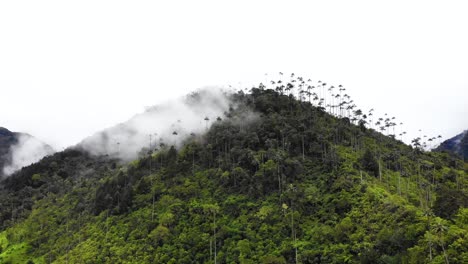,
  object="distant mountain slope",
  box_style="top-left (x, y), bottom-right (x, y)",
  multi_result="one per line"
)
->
top-left (0, 127), bottom-right (54, 177)
top-left (436, 130), bottom-right (468, 161)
